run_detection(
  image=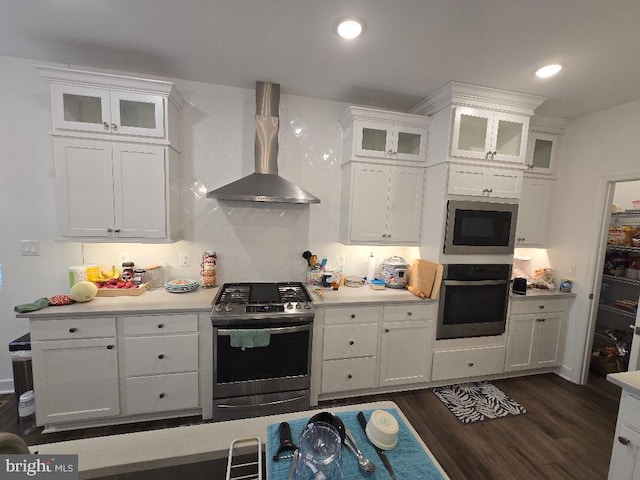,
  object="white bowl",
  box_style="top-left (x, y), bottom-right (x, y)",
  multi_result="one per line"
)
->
top-left (365, 410), bottom-right (399, 450)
